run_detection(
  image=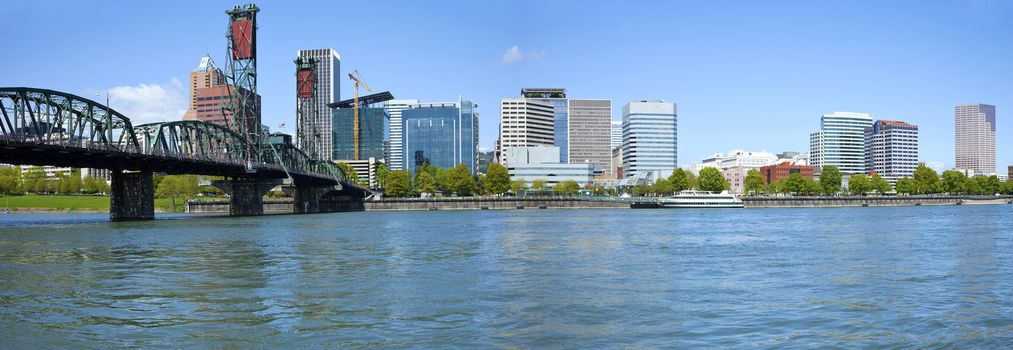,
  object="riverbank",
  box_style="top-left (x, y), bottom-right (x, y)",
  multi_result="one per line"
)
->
top-left (0, 195), bottom-right (197, 213)
top-left (182, 195), bottom-right (1013, 213)
top-left (743, 195), bottom-right (1013, 208)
